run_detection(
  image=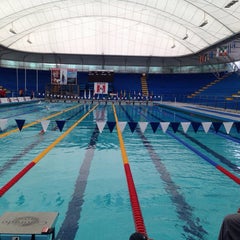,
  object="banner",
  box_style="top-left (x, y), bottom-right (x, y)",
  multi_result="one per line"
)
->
top-left (60, 69), bottom-right (68, 85)
top-left (94, 82), bottom-right (108, 95)
top-left (51, 68), bottom-right (77, 85)
top-left (67, 69), bottom-right (77, 84)
top-left (51, 68), bottom-right (61, 84)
